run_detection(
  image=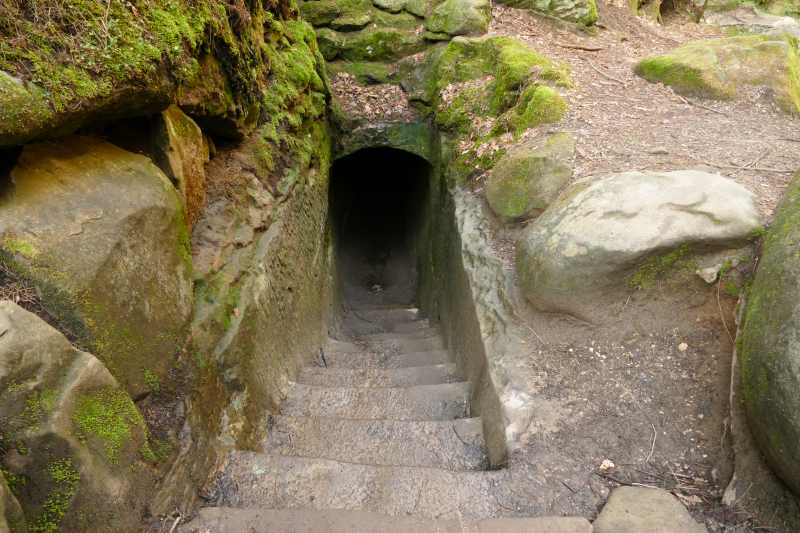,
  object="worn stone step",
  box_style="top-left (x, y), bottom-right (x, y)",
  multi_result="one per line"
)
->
top-left (391, 320), bottom-right (436, 334)
top-left (210, 452), bottom-right (506, 521)
top-left (363, 335), bottom-right (444, 353)
top-left (281, 383), bottom-right (470, 420)
top-left (320, 349), bottom-right (449, 369)
top-left (341, 308), bottom-right (422, 326)
top-left (361, 330), bottom-right (441, 342)
top-left (264, 416), bottom-right (487, 470)
top-left (181, 508), bottom-right (594, 533)
top-left (298, 364), bottom-right (459, 387)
